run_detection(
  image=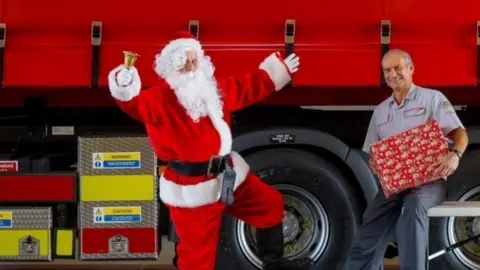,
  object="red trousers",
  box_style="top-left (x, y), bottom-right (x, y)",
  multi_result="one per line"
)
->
top-left (168, 172), bottom-right (285, 270)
